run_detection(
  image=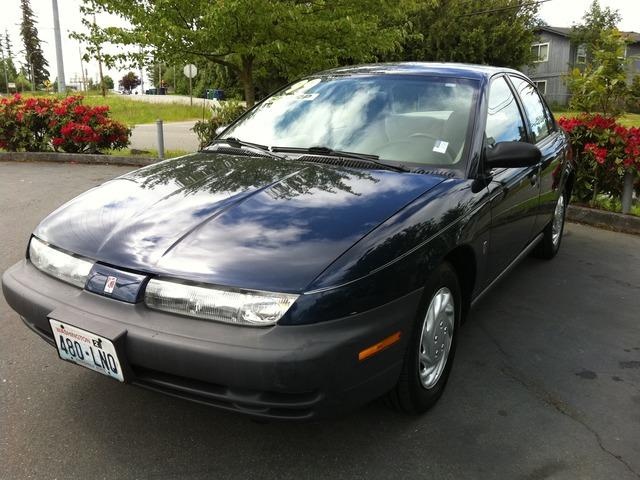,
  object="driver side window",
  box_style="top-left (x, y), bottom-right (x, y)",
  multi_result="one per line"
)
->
top-left (486, 77), bottom-right (527, 146)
